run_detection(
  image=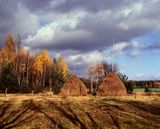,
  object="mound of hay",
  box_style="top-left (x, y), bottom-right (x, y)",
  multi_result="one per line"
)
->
top-left (60, 76), bottom-right (87, 96)
top-left (96, 72), bottom-right (127, 96)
